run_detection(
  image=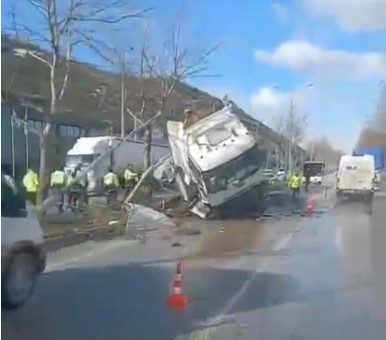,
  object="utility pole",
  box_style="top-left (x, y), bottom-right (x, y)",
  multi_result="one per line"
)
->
top-left (120, 53), bottom-right (126, 138)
